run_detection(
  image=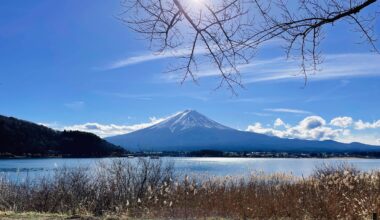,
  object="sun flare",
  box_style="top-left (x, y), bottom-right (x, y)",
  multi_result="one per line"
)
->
top-left (188, 0), bottom-right (206, 11)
